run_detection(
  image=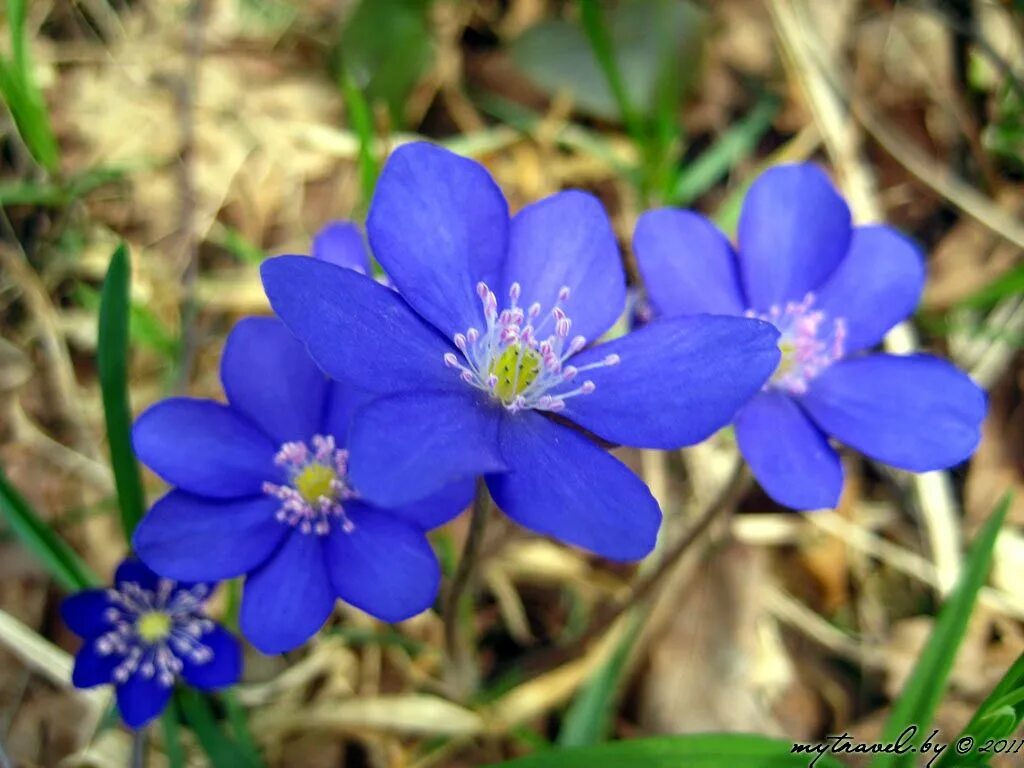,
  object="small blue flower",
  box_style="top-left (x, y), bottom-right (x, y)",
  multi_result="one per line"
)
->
top-left (260, 141), bottom-right (782, 562)
top-left (131, 306), bottom-right (471, 654)
top-left (312, 220), bottom-right (371, 275)
top-left (61, 558), bottom-right (240, 729)
top-left (634, 163), bottom-right (986, 510)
